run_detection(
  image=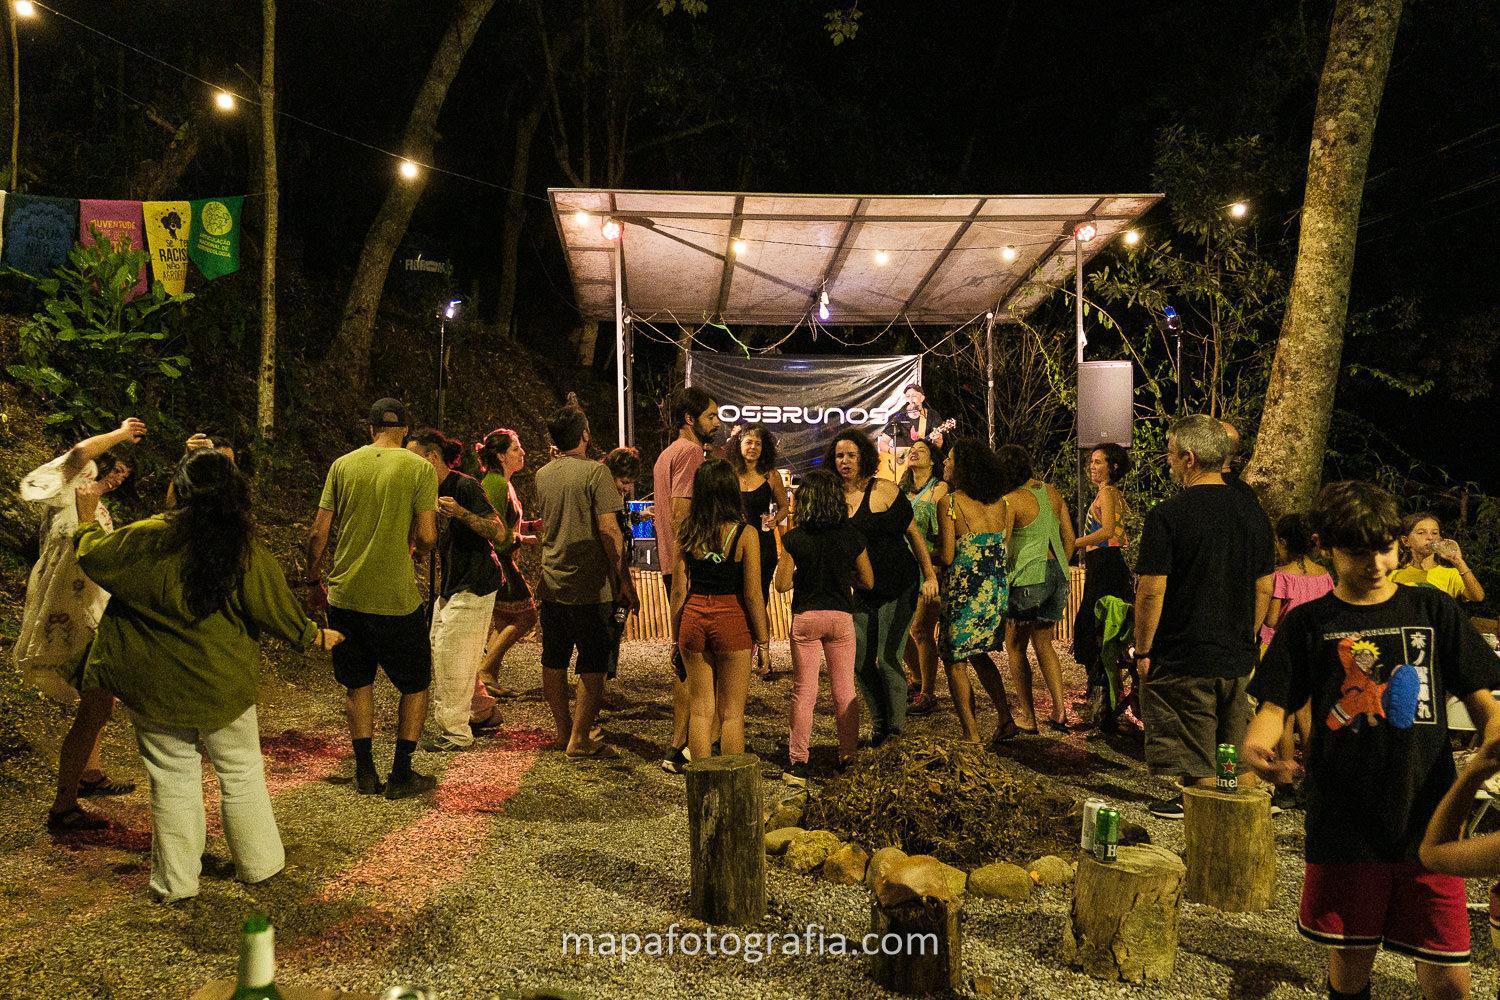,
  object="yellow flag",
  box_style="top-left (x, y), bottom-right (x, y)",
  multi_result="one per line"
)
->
top-left (142, 200), bottom-right (191, 295)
